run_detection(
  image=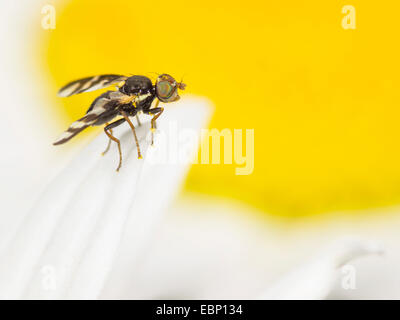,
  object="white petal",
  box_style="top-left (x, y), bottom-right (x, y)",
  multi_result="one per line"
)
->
top-left (259, 237), bottom-right (384, 300)
top-left (0, 96), bottom-right (212, 299)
